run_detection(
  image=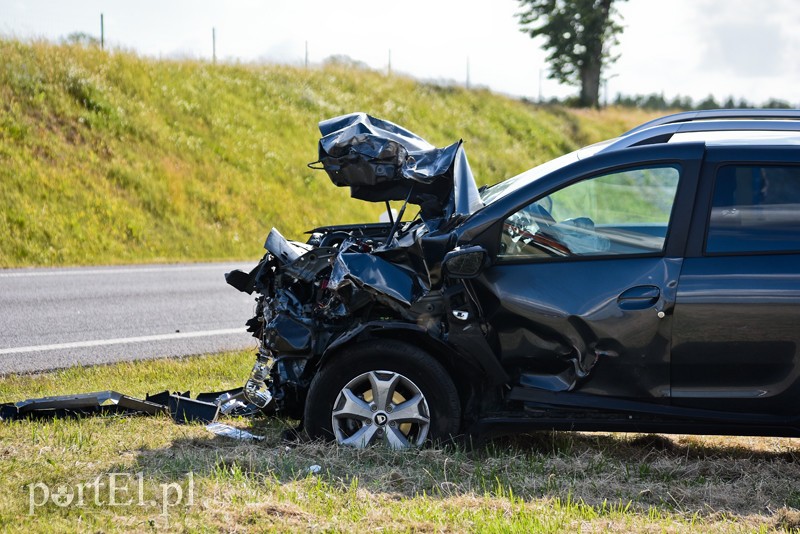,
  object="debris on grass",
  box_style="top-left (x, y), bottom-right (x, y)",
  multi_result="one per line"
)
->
top-left (0, 387), bottom-right (262, 425)
top-left (206, 422), bottom-right (265, 441)
top-left (308, 464), bottom-right (322, 474)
